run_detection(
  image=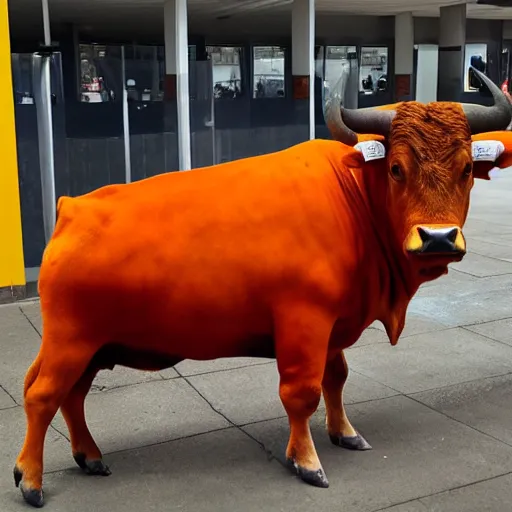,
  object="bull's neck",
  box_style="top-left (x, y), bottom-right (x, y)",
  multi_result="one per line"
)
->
top-left (341, 162), bottom-right (420, 344)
